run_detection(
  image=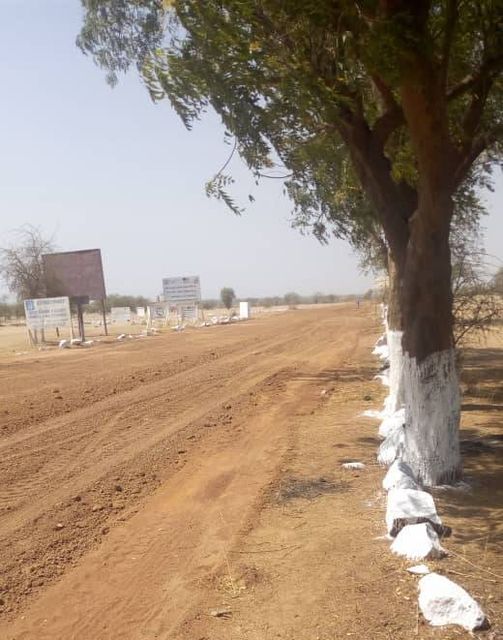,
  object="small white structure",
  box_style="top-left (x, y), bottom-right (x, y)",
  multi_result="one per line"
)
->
top-left (239, 301), bottom-right (251, 319)
top-left (390, 522), bottom-right (445, 561)
top-left (418, 573), bottom-right (487, 631)
top-left (111, 307), bottom-right (131, 323)
top-left (385, 488), bottom-right (441, 535)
